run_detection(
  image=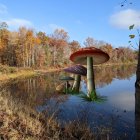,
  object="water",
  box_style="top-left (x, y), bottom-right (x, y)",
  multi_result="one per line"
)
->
top-left (2, 65), bottom-right (137, 139)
